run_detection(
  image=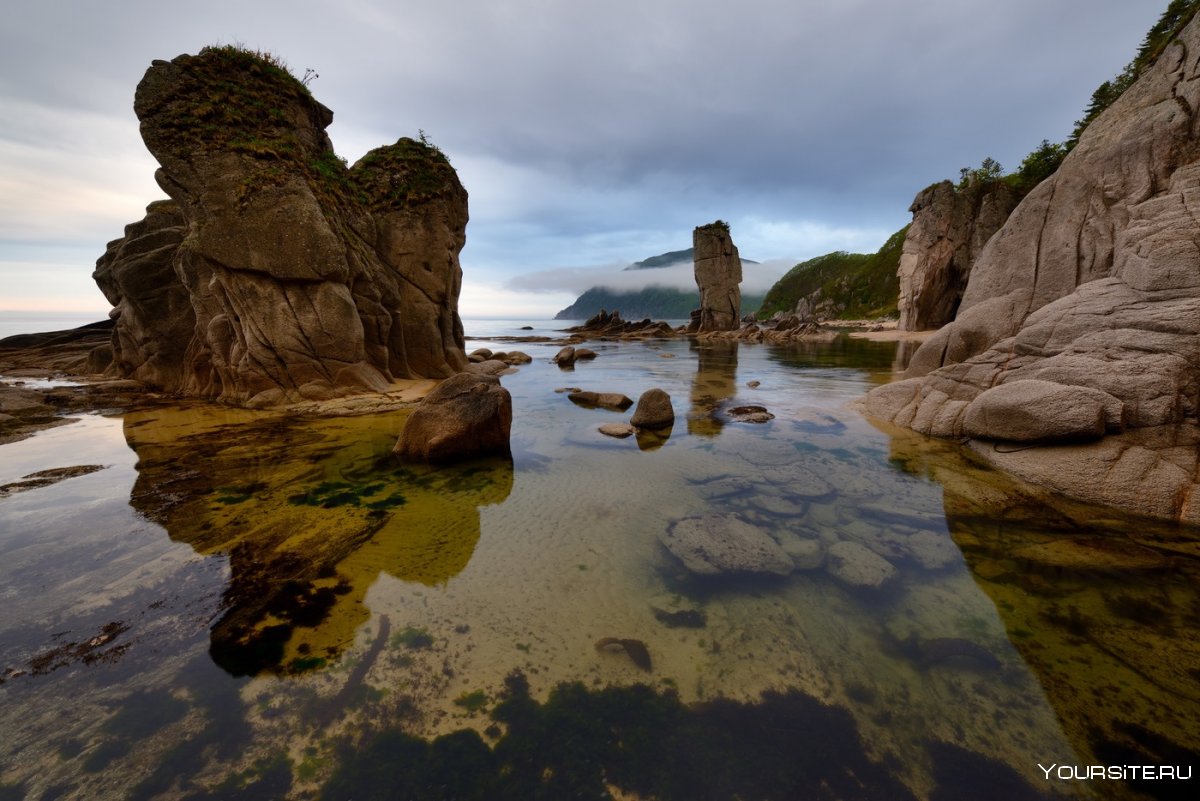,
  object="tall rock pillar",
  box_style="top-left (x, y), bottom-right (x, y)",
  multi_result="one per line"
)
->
top-left (692, 221), bottom-right (742, 332)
